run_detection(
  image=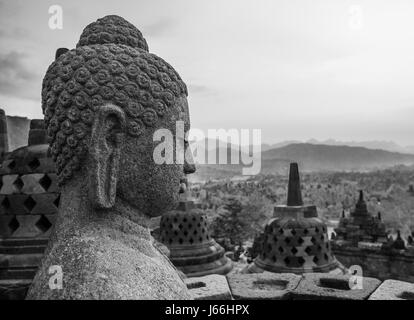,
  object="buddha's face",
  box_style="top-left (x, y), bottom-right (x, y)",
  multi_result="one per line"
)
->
top-left (117, 96), bottom-right (195, 217)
